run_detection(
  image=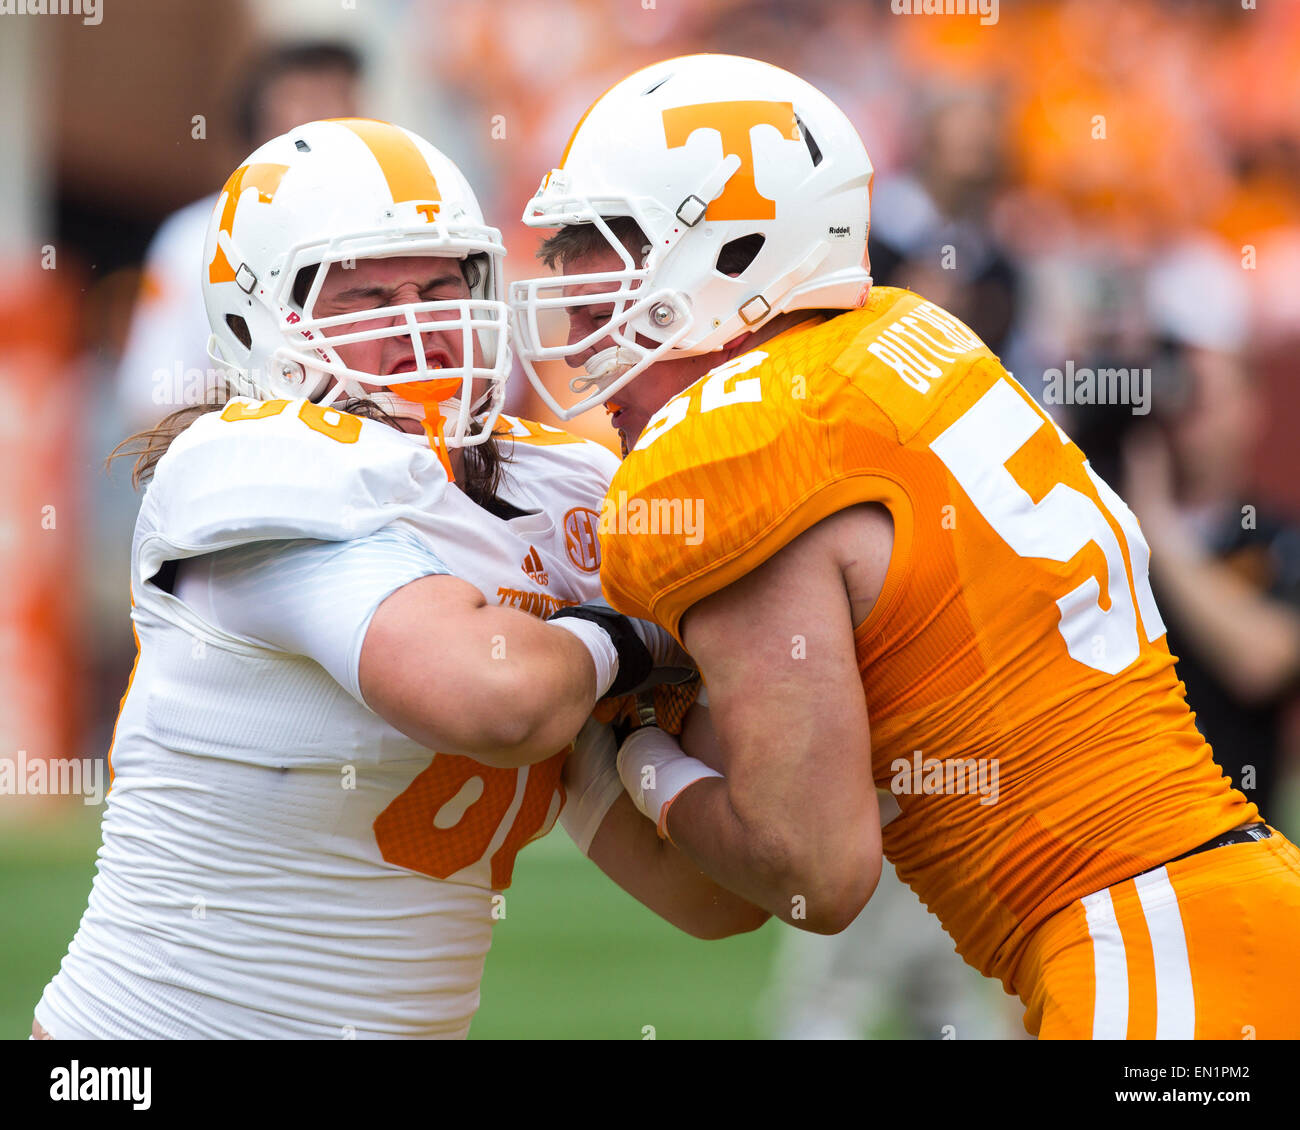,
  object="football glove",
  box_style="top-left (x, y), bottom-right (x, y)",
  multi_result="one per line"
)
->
top-left (549, 598), bottom-right (696, 699)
